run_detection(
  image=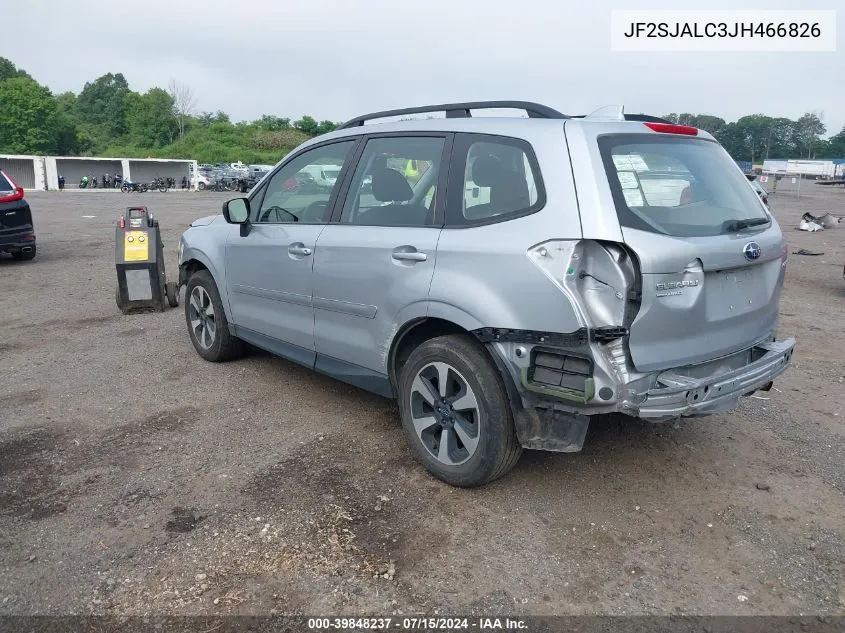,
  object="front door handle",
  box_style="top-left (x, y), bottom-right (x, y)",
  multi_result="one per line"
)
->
top-left (392, 251), bottom-right (427, 262)
top-left (289, 244), bottom-right (312, 256)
